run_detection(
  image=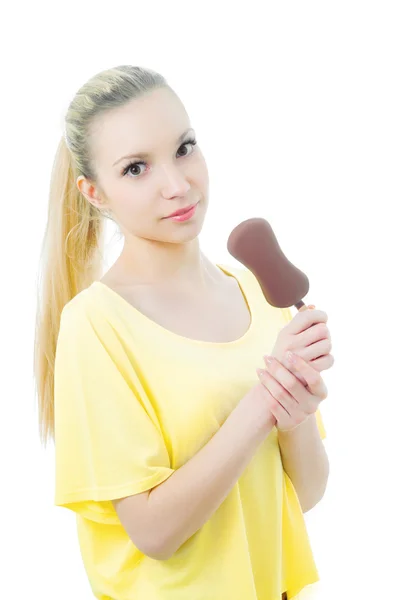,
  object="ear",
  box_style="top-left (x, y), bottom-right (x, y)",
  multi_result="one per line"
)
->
top-left (76, 176), bottom-right (106, 211)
